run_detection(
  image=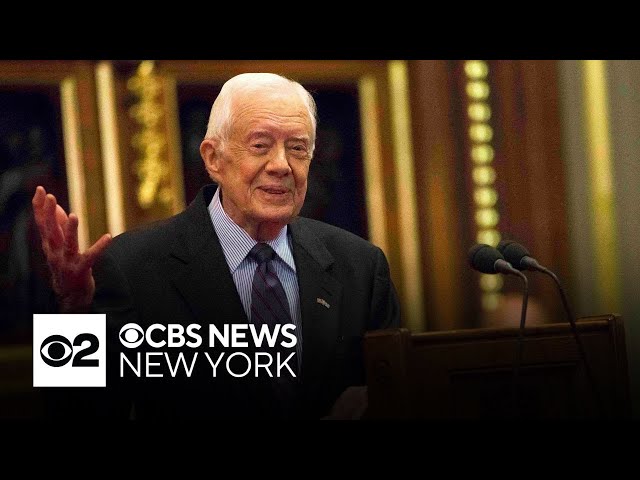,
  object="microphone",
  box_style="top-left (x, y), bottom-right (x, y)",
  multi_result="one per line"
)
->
top-left (468, 244), bottom-right (529, 417)
top-left (497, 240), bottom-right (545, 272)
top-left (497, 240), bottom-right (605, 416)
top-left (467, 243), bottom-right (523, 277)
